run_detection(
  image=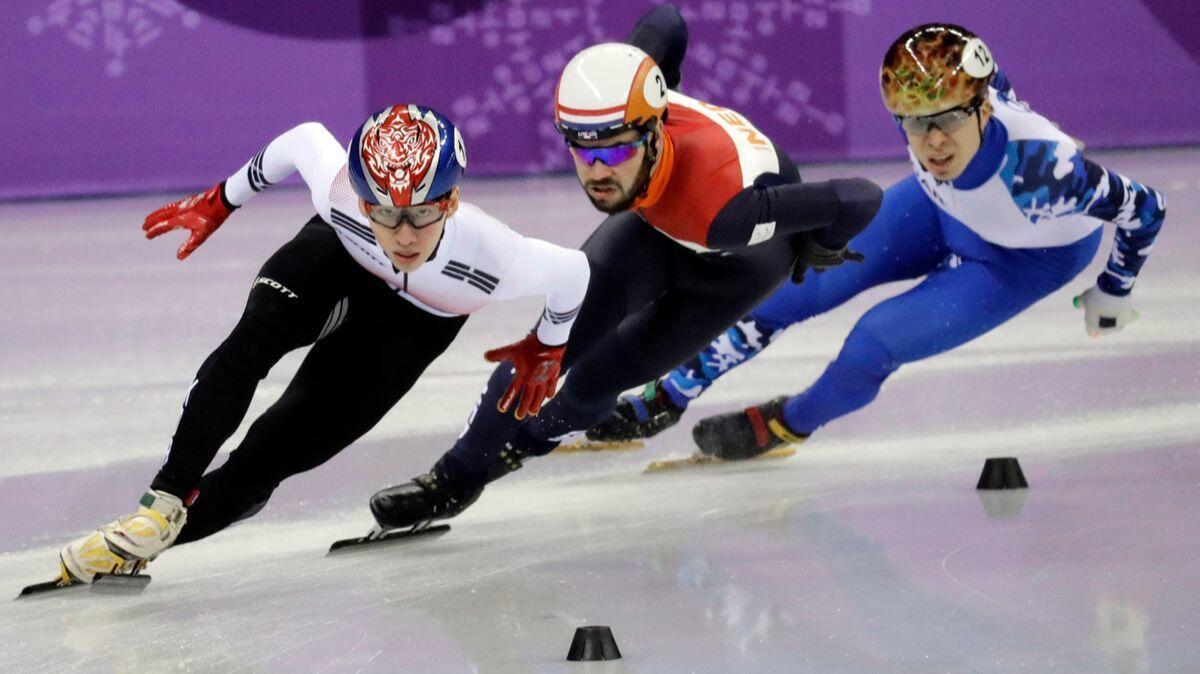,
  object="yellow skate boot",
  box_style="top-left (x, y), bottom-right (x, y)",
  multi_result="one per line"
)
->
top-left (59, 490), bottom-right (187, 583)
